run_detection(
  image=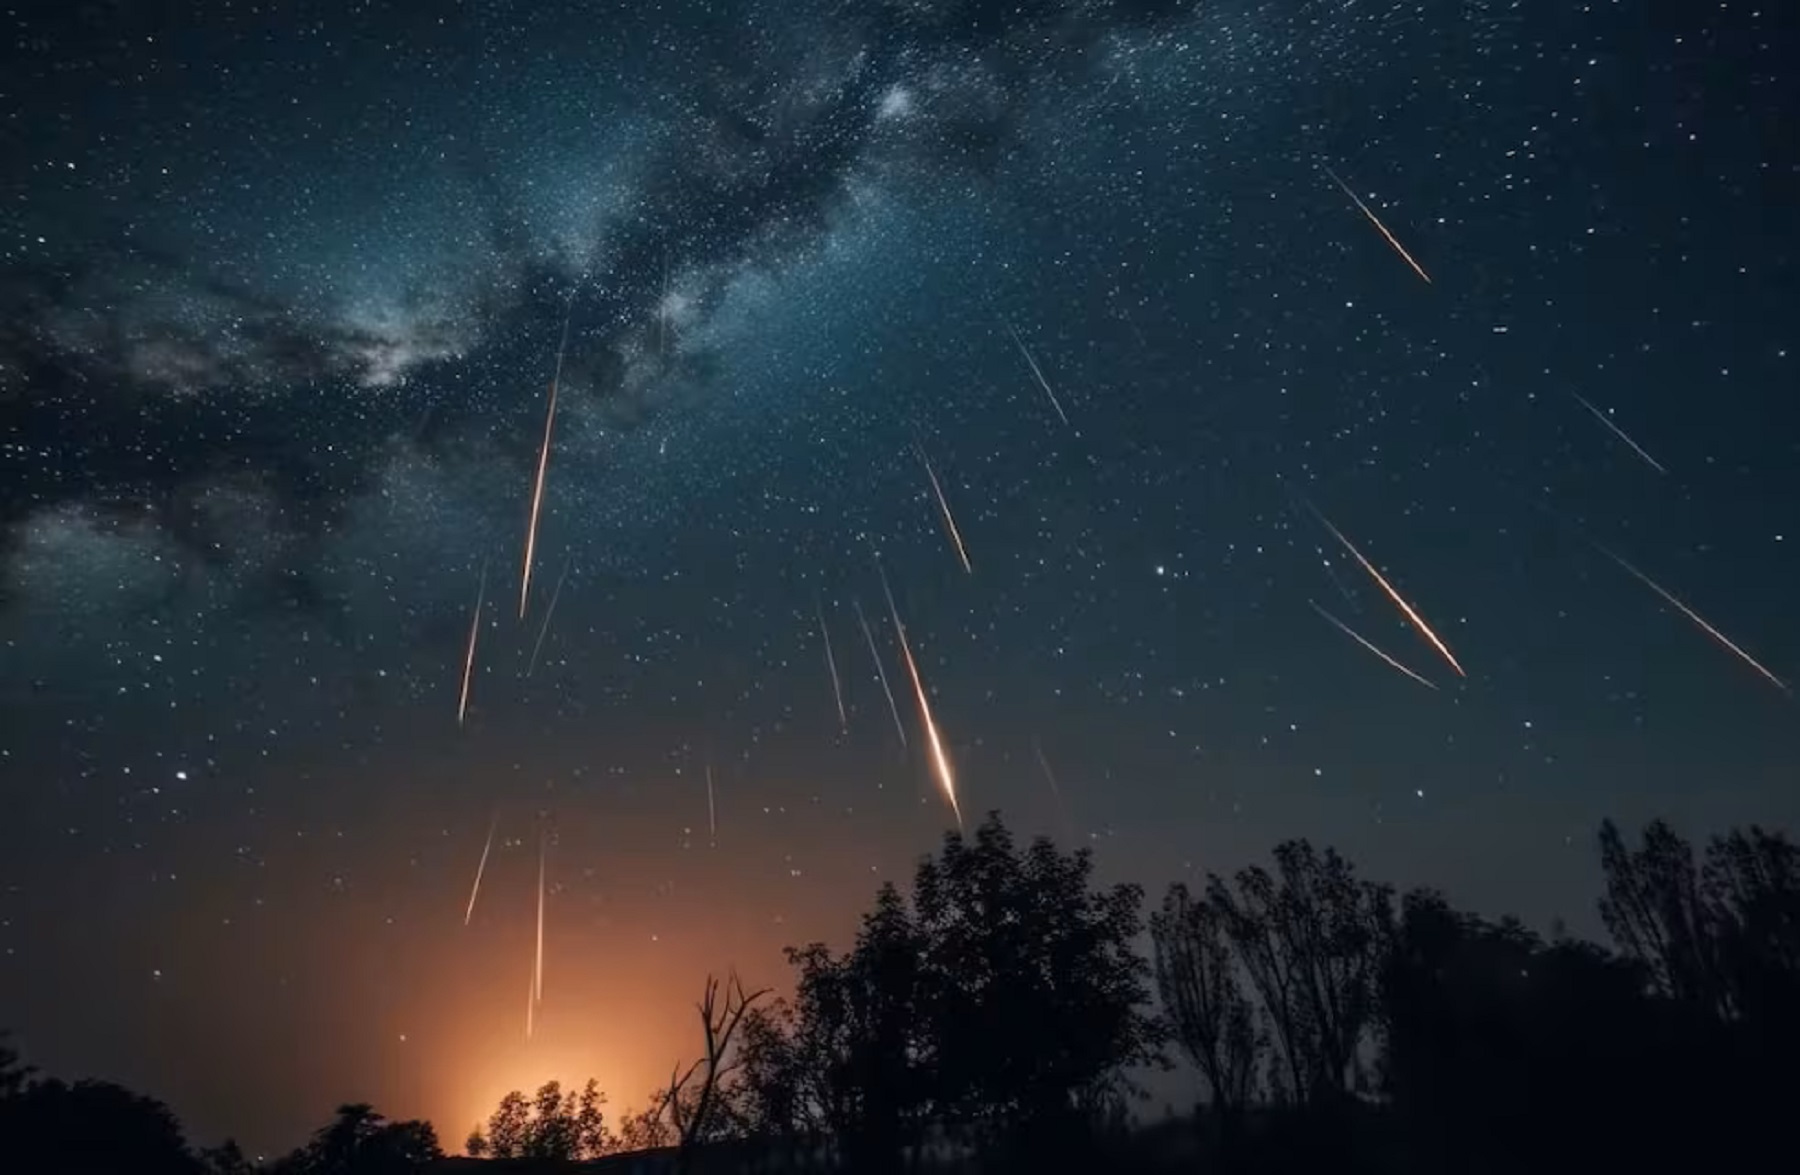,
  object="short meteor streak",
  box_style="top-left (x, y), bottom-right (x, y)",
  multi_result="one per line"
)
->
top-left (1321, 163), bottom-right (1432, 285)
top-left (463, 811), bottom-right (498, 925)
top-left (817, 599), bottom-right (848, 730)
top-left (1309, 600), bottom-right (1439, 691)
top-left (526, 557), bottom-right (571, 677)
top-left (854, 598), bottom-right (907, 748)
top-left (1572, 393), bottom-right (1667, 474)
top-left (457, 559), bottom-right (489, 726)
top-left (1302, 499), bottom-right (1467, 678)
top-left (520, 307), bottom-right (573, 619)
top-left (1032, 735), bottom-right (1074, 841)
top-left (1006, 323), bottom-right (1071, 426)
top-left (705, 762), bottom-right (717, 842)
top-left (1602, 548), bottom-right (1789, 695)
top-left (883, 586), bottom-right (963, 829)
top-left (914, 444), bottom-right (972, 573)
